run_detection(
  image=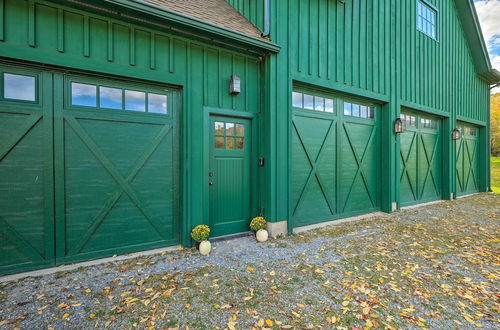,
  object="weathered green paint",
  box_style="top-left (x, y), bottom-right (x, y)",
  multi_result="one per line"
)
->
top-left (399, 111), bottom-right (443, 206)
top-left (209, 116), bottom-right (252, 236)
top-left (291, 92), bottom-right (380, 227)
top-left (456, 123), bottom-right (480, 196)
